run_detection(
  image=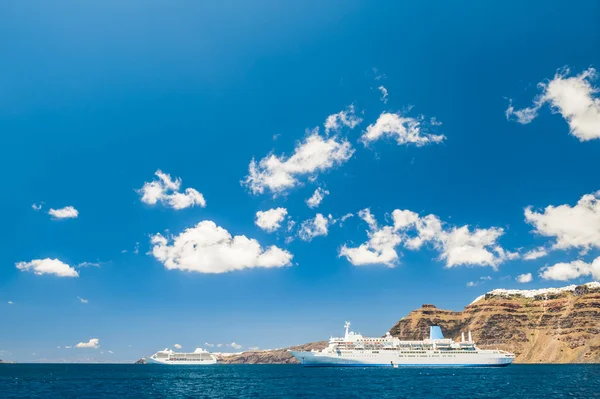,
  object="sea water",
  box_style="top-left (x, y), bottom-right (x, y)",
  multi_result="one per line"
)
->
top-left (1, 364), bottom-right (598, 398)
